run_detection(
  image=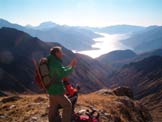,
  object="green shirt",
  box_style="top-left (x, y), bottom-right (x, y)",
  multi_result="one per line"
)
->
top-left (47, 54), bottom-right (73, 95)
